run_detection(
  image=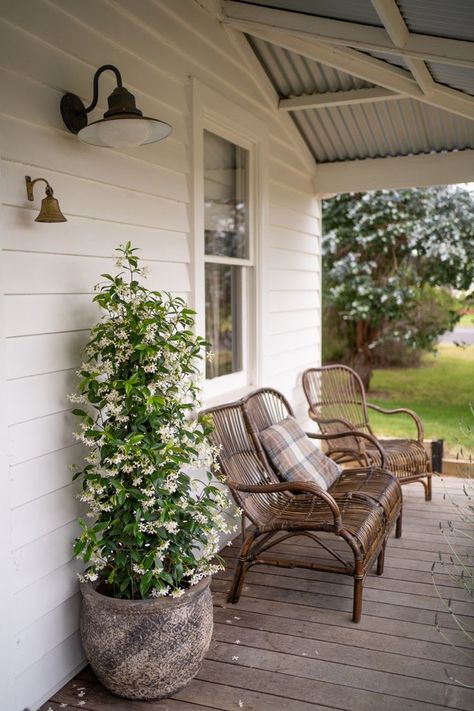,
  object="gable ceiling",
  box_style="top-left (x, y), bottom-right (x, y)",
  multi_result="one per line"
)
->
top-left (223, 0), bottom-right (474, 164)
